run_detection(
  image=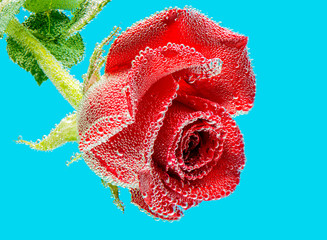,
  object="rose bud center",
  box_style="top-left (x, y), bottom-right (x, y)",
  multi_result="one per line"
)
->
top-left (172, 119), bottom-right (225, 181)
